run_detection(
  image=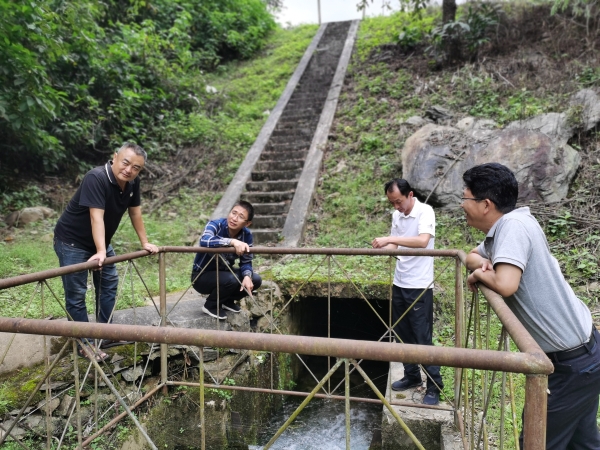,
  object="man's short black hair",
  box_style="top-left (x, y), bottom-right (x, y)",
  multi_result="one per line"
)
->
top-left (384, 179), bottom-right (412, 197)
top-left (462, 163), bottom-right (518, 214)
top-left (119, 142), bottom-right (147, 163)
top-left (234, 200), bottom-right (254, 222)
